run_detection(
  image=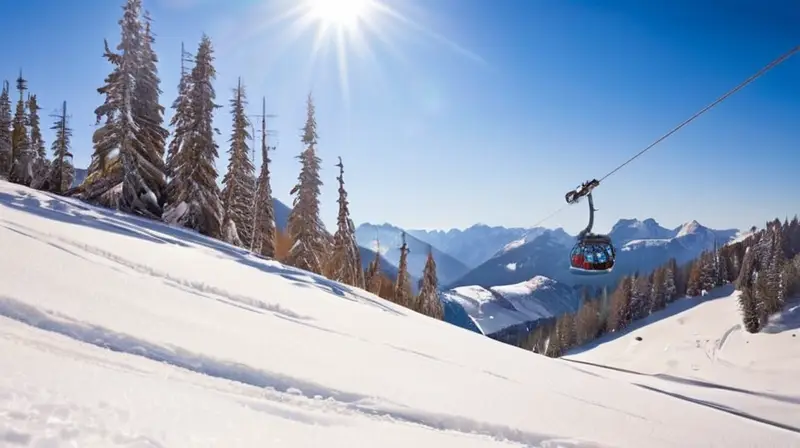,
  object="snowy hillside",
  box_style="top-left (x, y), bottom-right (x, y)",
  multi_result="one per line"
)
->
top-left (449, 218), bottom-right (739, 290)
top-left (565, 286), bottom-right (800, 436)
top-left (406, 224), bottom-right (540, 269)
top-left (355, 223), bottom-right (470, 285)
top-left (1, 181), bottom-right (795, 447)
top-left (442, 276), bottom-right (580, 336)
